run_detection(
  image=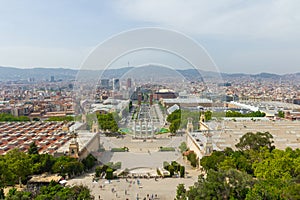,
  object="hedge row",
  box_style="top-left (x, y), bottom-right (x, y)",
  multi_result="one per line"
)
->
top-left (159, 147), bottom-right (175, 152)
top-left (163, 161), bottom-right (185, 178)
